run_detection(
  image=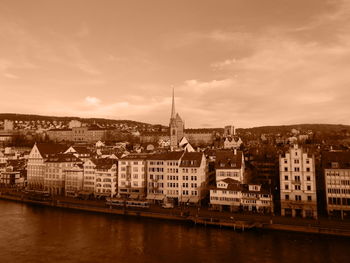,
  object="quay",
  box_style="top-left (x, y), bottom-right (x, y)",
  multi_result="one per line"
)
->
top-left (1, 193), bottom-right (350, 237)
